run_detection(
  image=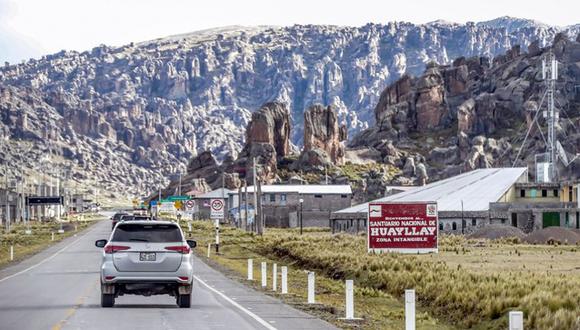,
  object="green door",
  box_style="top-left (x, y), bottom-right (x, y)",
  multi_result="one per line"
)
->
top-left (542, 212), bottom-right (560, 228)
